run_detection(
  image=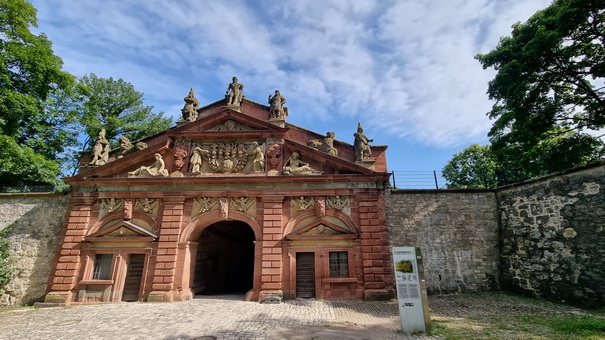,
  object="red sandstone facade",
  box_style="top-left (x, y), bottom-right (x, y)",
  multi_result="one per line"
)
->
top-left (44, 97), bottom-right (393, 304)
